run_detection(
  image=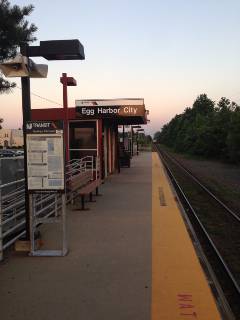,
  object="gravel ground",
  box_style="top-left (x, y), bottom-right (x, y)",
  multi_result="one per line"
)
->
top-left (165, 149), bottom-right (240, 214)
